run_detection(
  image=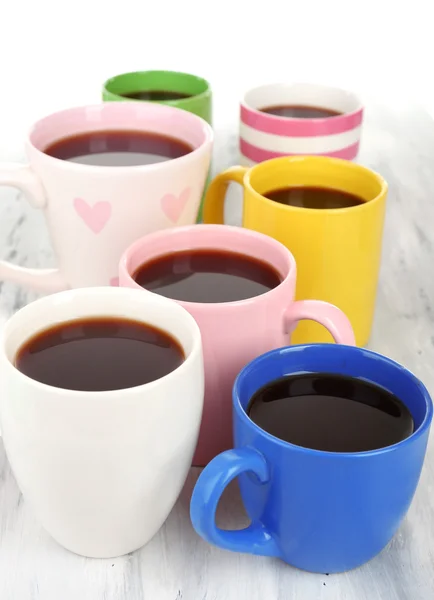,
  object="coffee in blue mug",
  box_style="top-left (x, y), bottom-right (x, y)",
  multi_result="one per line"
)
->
top-left (190, 344), bottom-right (432, 573)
